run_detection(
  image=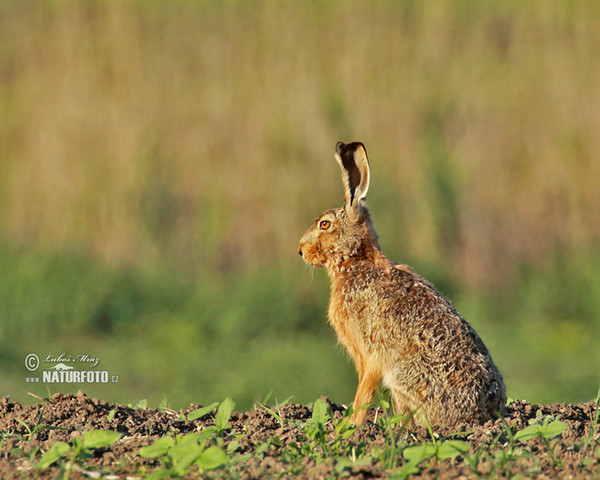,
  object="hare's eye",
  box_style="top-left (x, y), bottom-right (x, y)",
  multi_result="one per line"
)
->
top-left (319, 220), bottom-right (331, 230)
